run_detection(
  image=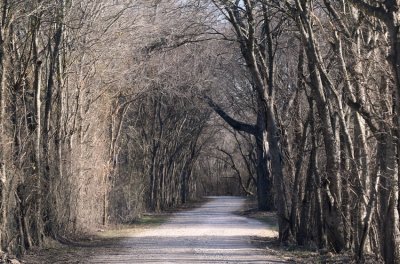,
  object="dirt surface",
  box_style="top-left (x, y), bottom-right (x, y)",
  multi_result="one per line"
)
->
top-left (23, 196), bottom-right (288, 263)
